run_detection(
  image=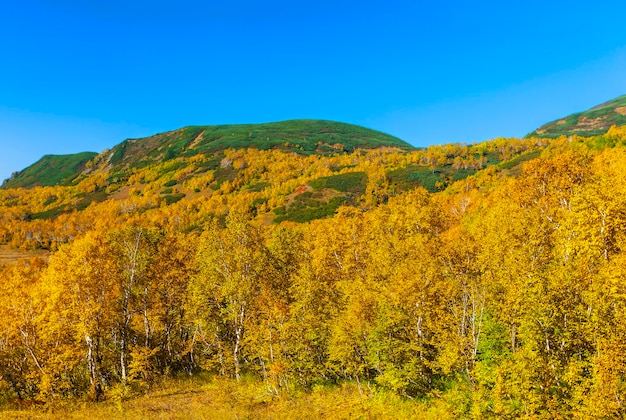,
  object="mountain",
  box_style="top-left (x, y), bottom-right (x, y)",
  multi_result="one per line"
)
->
top-left (527, 94), bottom-right (626, 138)
top-left (2, 120), bottom-right (413, 189)
top-left (2, 152), bottom-right (98, 189)
top-left (102, 119), bottom-right (413, 170)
